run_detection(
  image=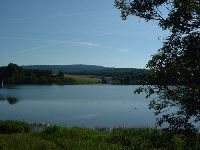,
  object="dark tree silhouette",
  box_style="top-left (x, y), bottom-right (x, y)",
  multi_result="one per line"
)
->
top-left (115, 0), bottom-right (200, 135)
top-left (0, 64), bottom-right (76, 85)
